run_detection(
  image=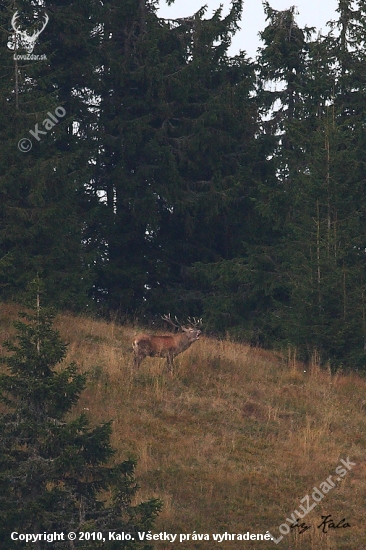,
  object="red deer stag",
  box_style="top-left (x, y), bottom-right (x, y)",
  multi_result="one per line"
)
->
top-left (132, 315), bottom-right (202, 371)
